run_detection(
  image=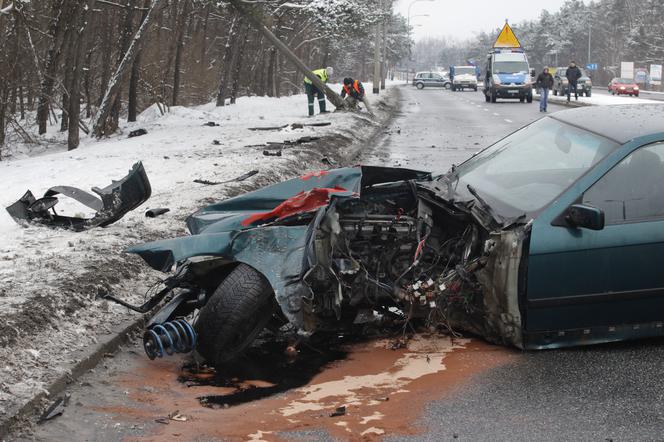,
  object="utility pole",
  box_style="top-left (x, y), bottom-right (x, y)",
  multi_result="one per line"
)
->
top-left (373, 0), bottom-right (382, 94)
top-left (380, 1), bottom-right (391, 90)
